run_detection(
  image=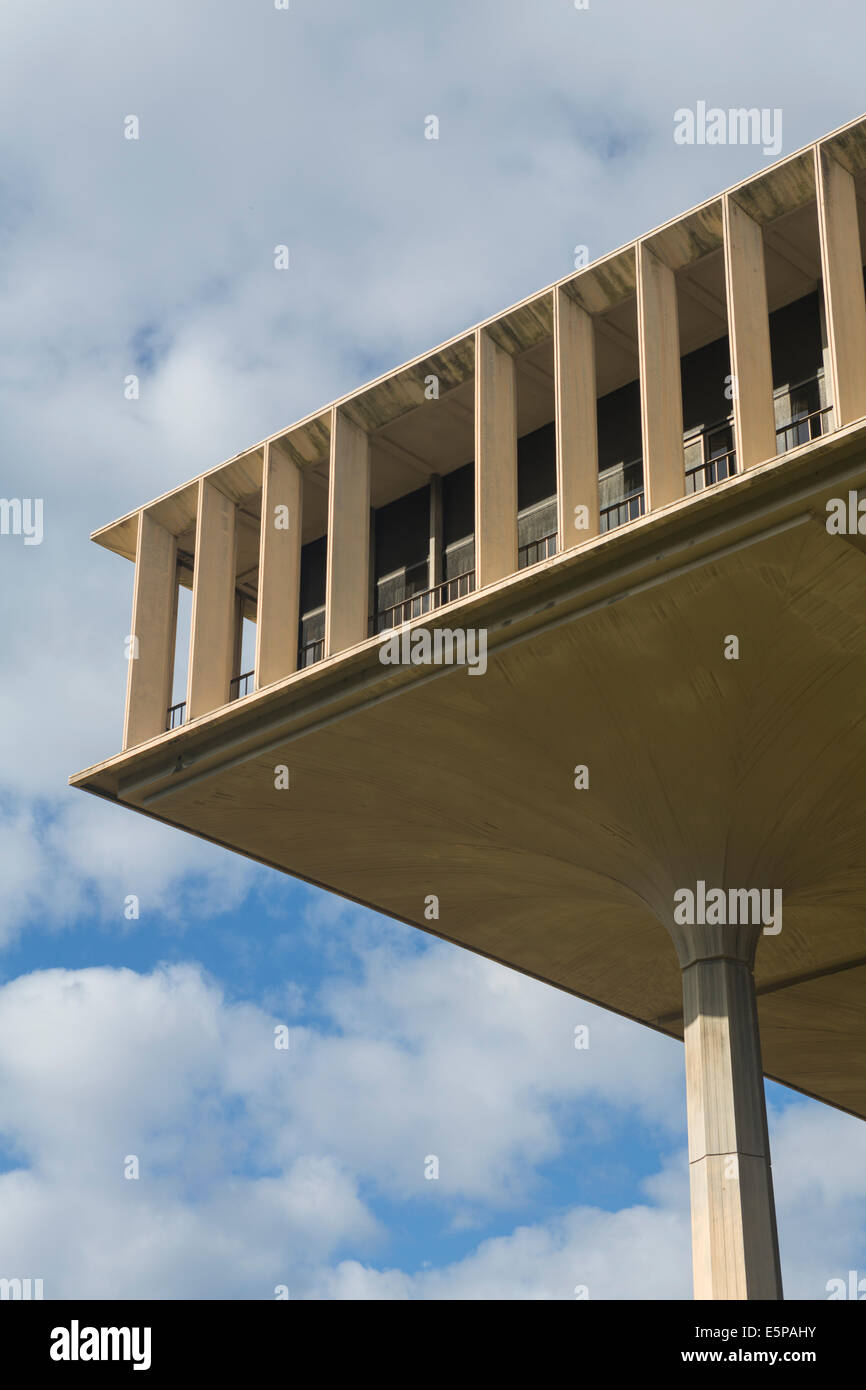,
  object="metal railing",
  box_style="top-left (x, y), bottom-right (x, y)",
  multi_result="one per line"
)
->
top-left (517, 531), bottom-right (557, 569)
top-left (599, 489), bottom-right (645, 533)
top-left (686, 450), bottom-right (737, 492)
top-left (375, 569), bottom-right (476, 633)
top-left (298, 637), bottom-right (325, 668)
top-left (684, 419), bottom-right (737, 493)
top-left (776, 404), bottom-right (833, 453)
top-left (156, 386), bottom-right (837, 733)
top-left (167, 701), bottom-right (186, 731)
top-left (230, 670), bottom-right (254, 700)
